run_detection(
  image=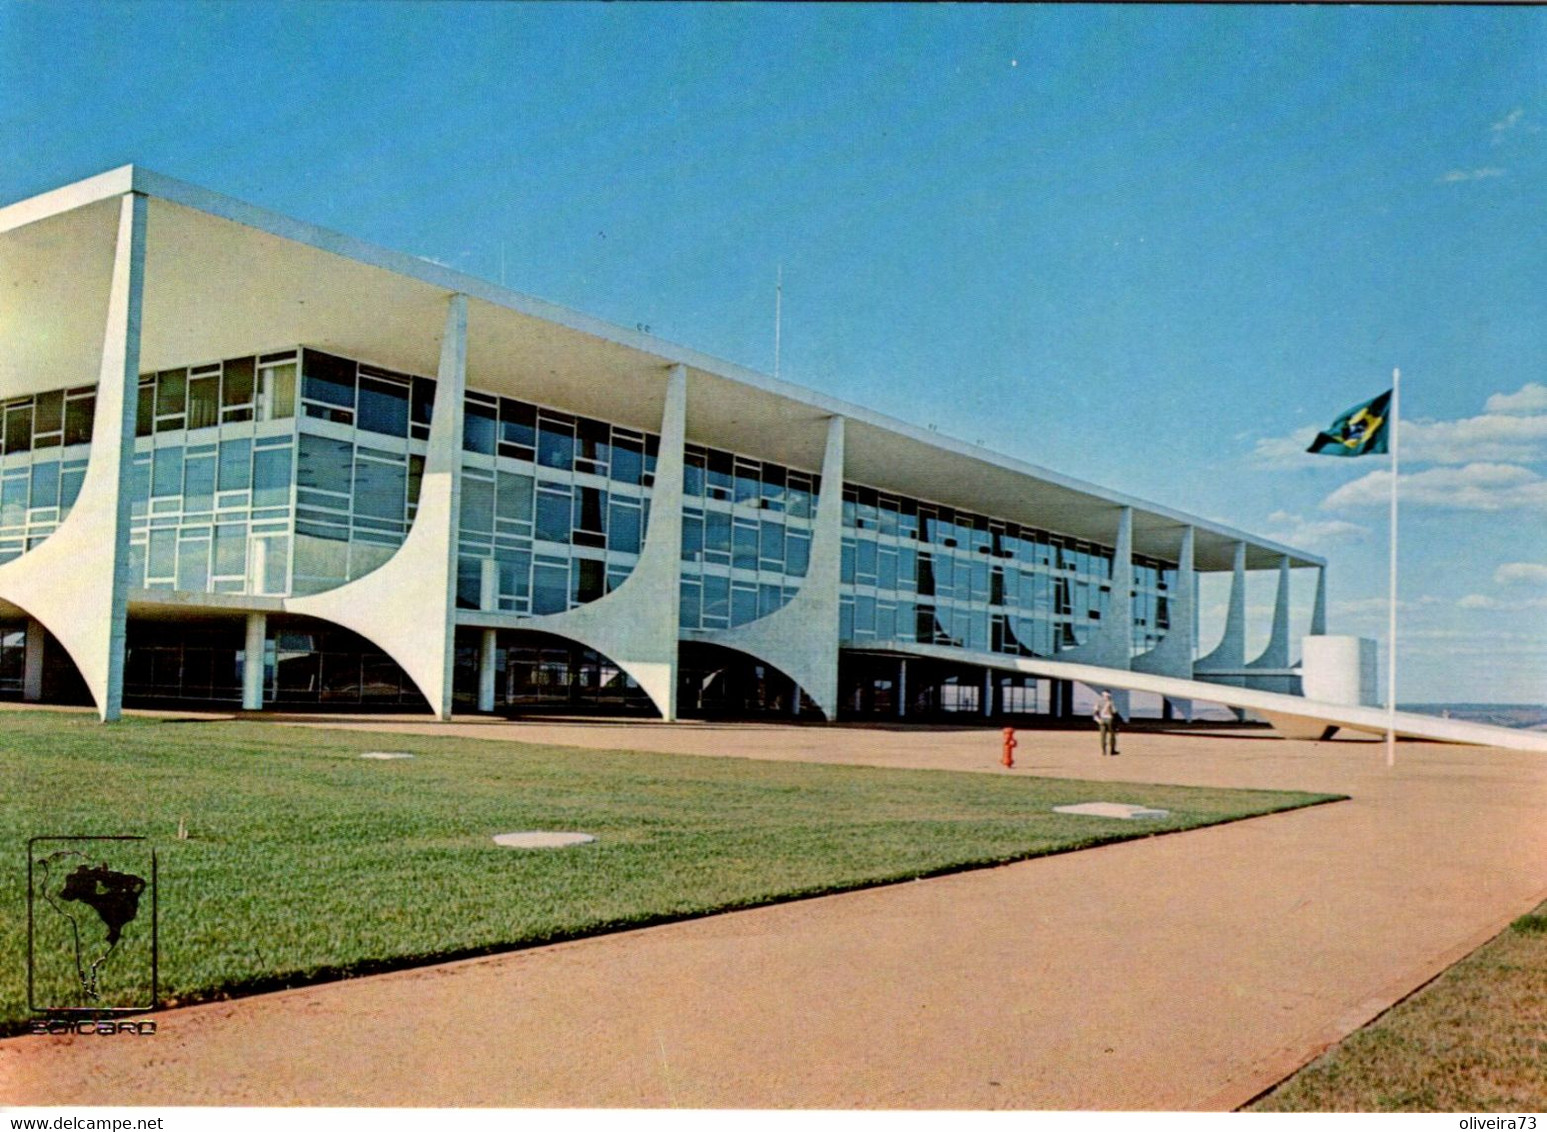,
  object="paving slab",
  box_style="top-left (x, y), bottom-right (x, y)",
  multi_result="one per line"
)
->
top-left (3, 721), bottom-right (1545, 1109)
